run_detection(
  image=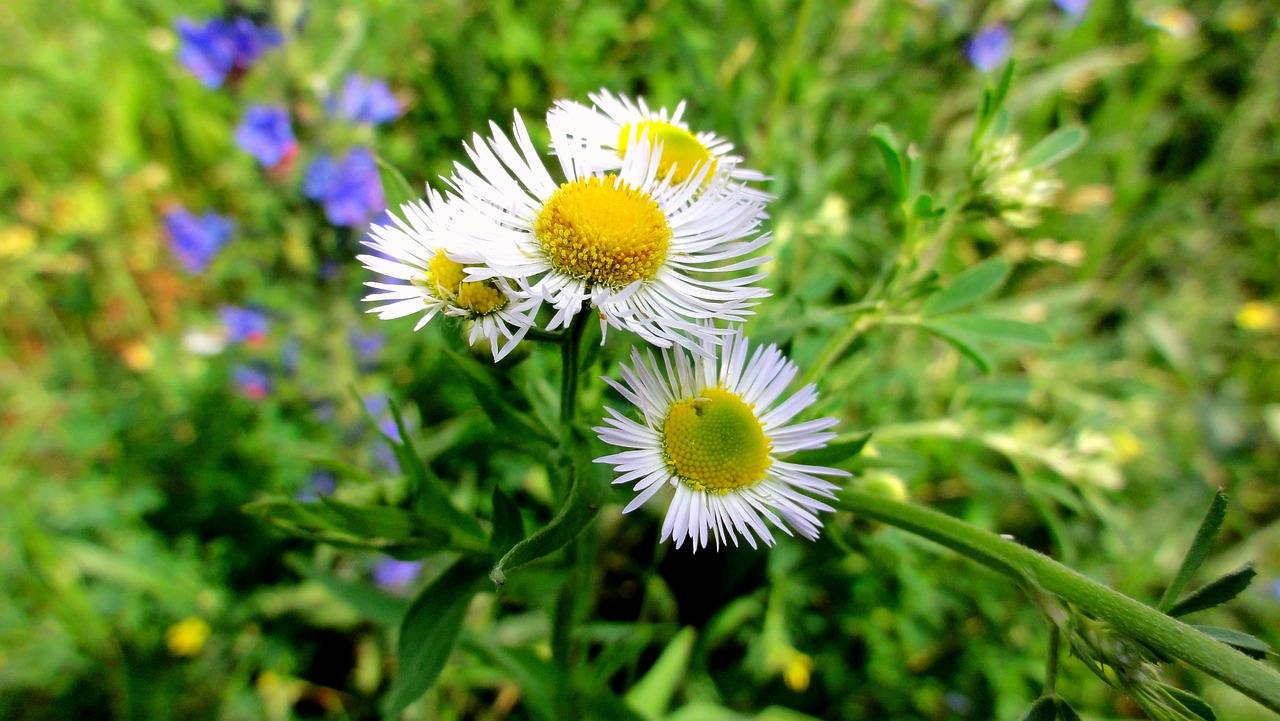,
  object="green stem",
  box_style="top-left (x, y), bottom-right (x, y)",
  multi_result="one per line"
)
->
top-left (1045, 626), bottom-right (1061, 696)
top-left (559, 311), bottom-right (591, 427)
top-left (838, 489), bottom-right (1280, 716)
